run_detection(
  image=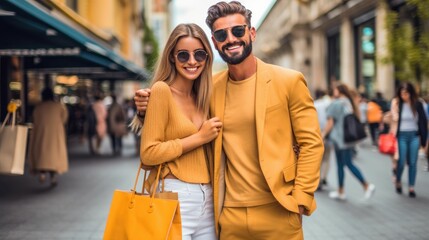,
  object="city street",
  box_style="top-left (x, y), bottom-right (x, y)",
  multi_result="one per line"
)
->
top-left (1, 135), bottom-right (429, 240)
